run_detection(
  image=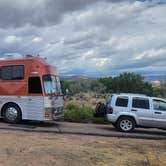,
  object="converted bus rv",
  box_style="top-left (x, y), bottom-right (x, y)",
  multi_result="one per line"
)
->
top-left (0, 56), bottom-right (64, 123)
